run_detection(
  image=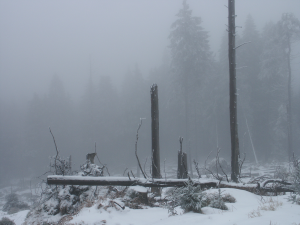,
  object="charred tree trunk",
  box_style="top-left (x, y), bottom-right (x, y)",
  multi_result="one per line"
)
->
top-left (228, 0), bottom-right (240, 182)
top-left (177, 137), bottom-right (188, 179)
top-left (150, 84), bottom-right (161, 194)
